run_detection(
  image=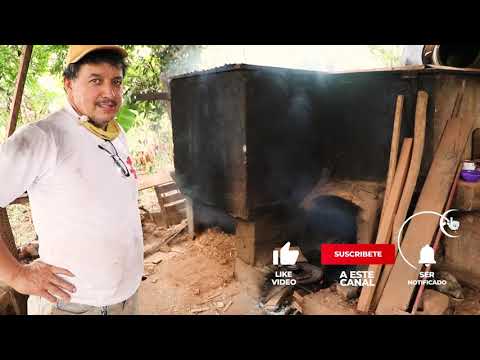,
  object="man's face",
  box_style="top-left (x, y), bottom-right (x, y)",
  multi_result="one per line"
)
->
top-left (64, 62), bottom-right (124, 128)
